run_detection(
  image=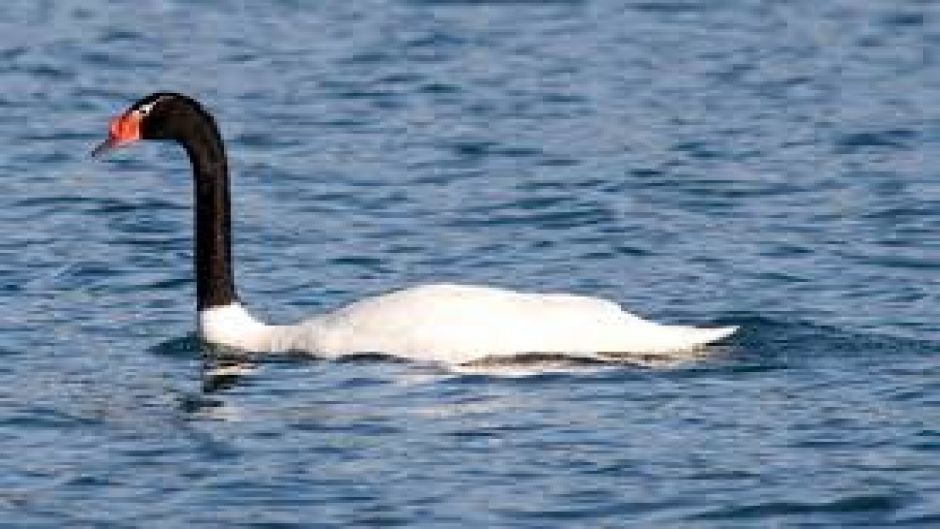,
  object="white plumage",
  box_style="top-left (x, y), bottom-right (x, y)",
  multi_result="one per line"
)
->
top-left (199, 283), bottom-right (737, 365)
